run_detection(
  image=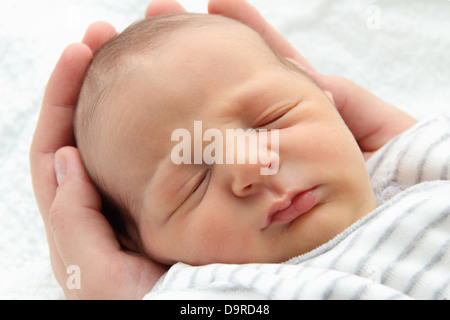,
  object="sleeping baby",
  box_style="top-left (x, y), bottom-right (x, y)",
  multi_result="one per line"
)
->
top-left (75, 13), bottom-right (449, 300)
top-left (75, 12), bottom-right (376, 266)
